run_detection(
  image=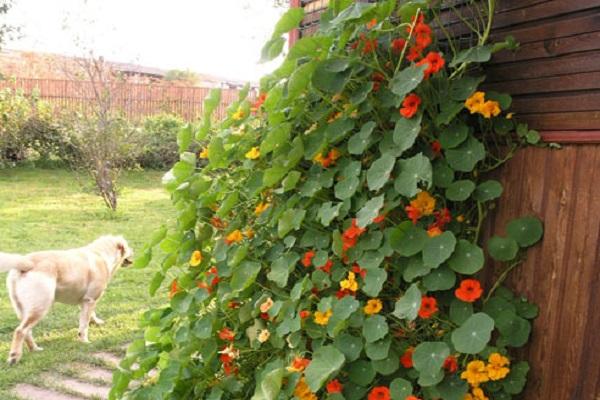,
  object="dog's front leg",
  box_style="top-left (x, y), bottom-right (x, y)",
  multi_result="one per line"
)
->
top-left (78, 298), bottom-right (96, 343)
